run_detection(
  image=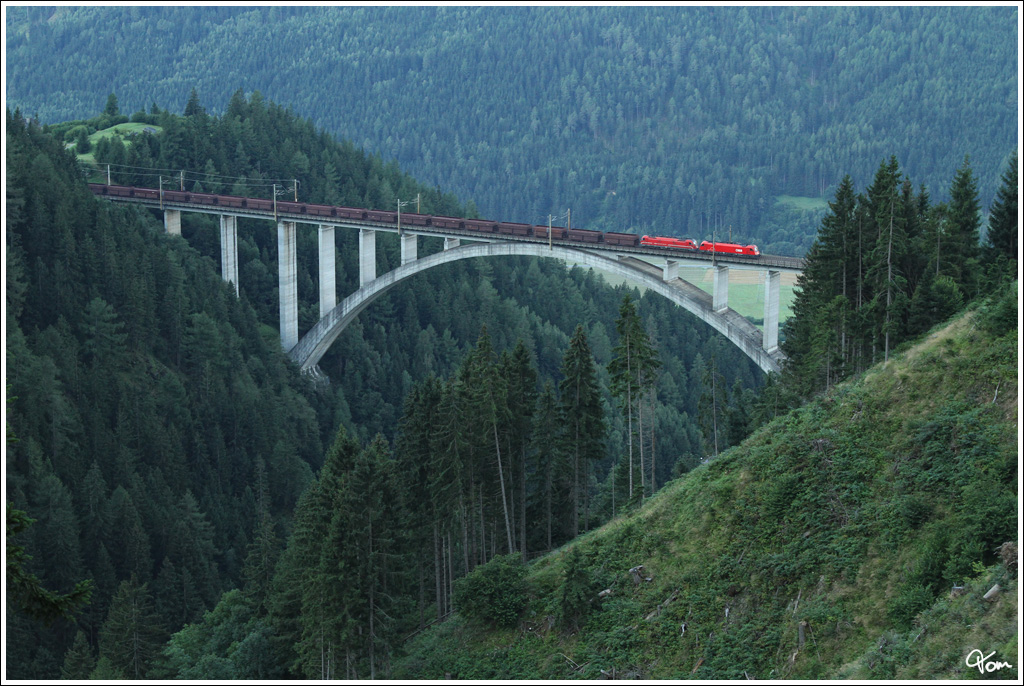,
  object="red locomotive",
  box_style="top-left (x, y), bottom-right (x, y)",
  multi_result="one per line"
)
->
top-left (698, 240), bottom-right (759, 257)
top-left (640, 235), bottom-right (698, 250)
